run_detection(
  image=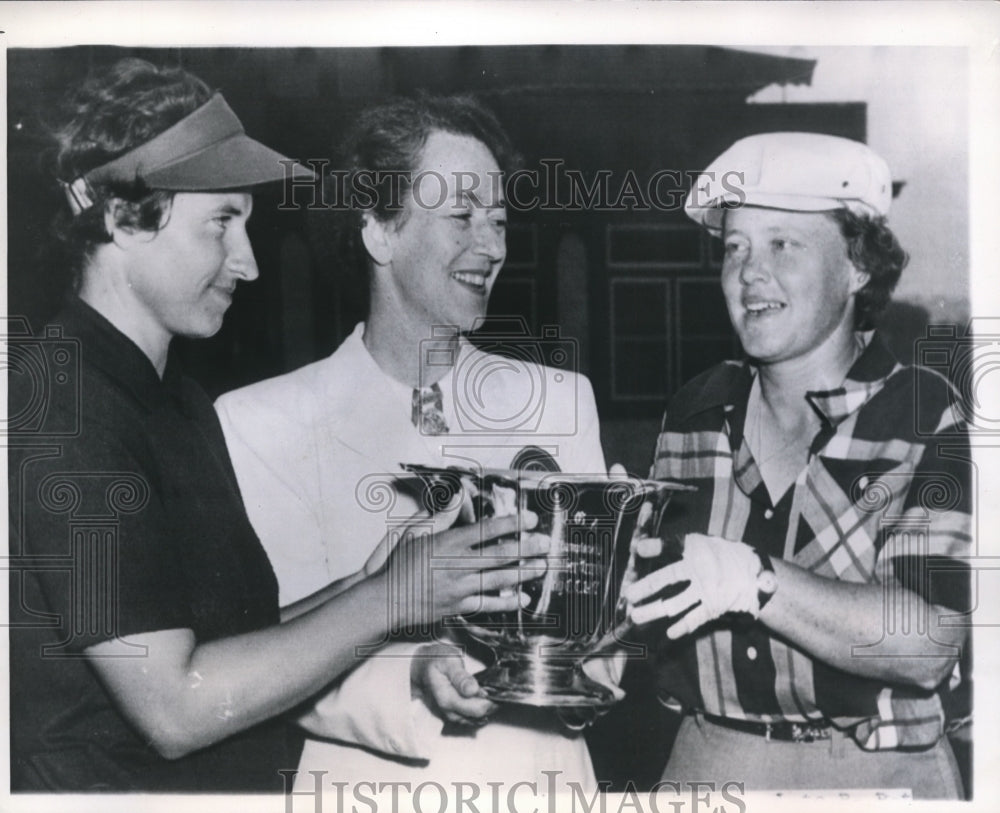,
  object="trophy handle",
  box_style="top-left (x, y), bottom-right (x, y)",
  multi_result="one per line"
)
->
top-left (589, 615), bottom-right (634, 656)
